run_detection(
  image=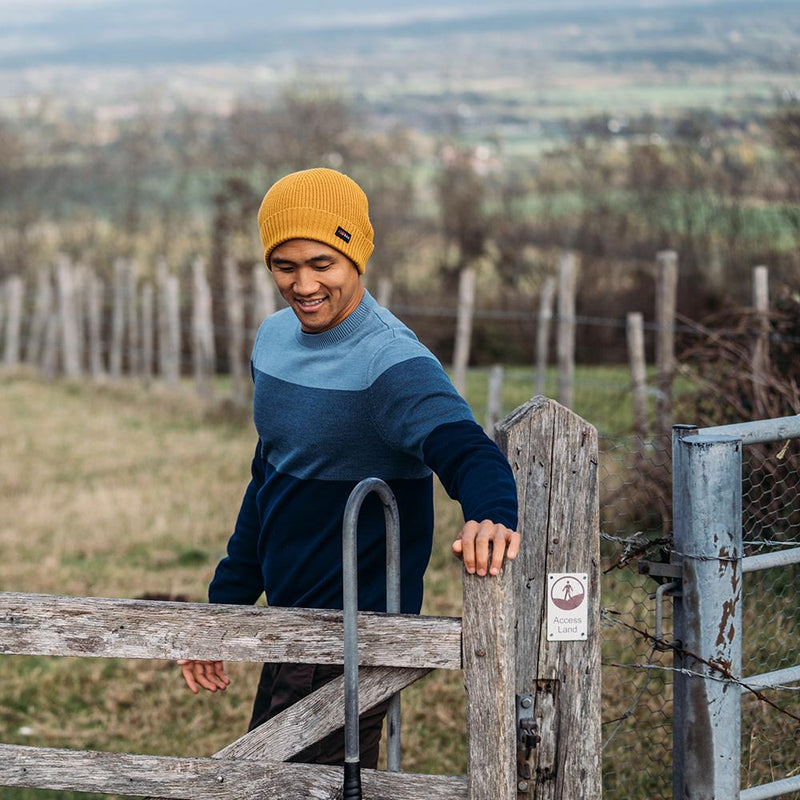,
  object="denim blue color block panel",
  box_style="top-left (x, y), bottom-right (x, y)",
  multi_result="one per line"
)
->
top-left (253, 368), bottom-right (431, 482)
top-left (253, 356), bottom-right (475, 482)
top-left (368, 357), bottom-right (475, 459)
